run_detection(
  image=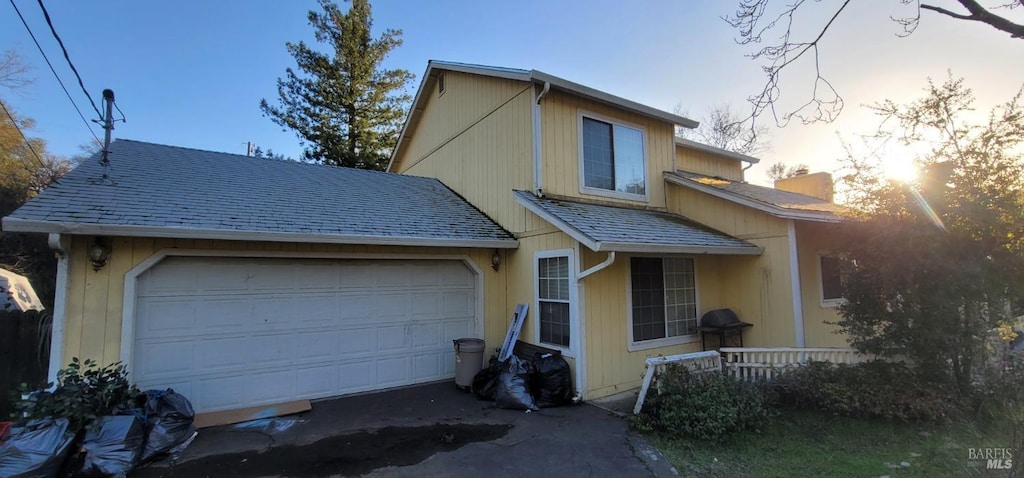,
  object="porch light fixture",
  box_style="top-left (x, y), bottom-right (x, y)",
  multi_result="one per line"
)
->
top-left (88, 237), bottom-right (111, 271)
top-left (491, 249), bottom-right (502, 271)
